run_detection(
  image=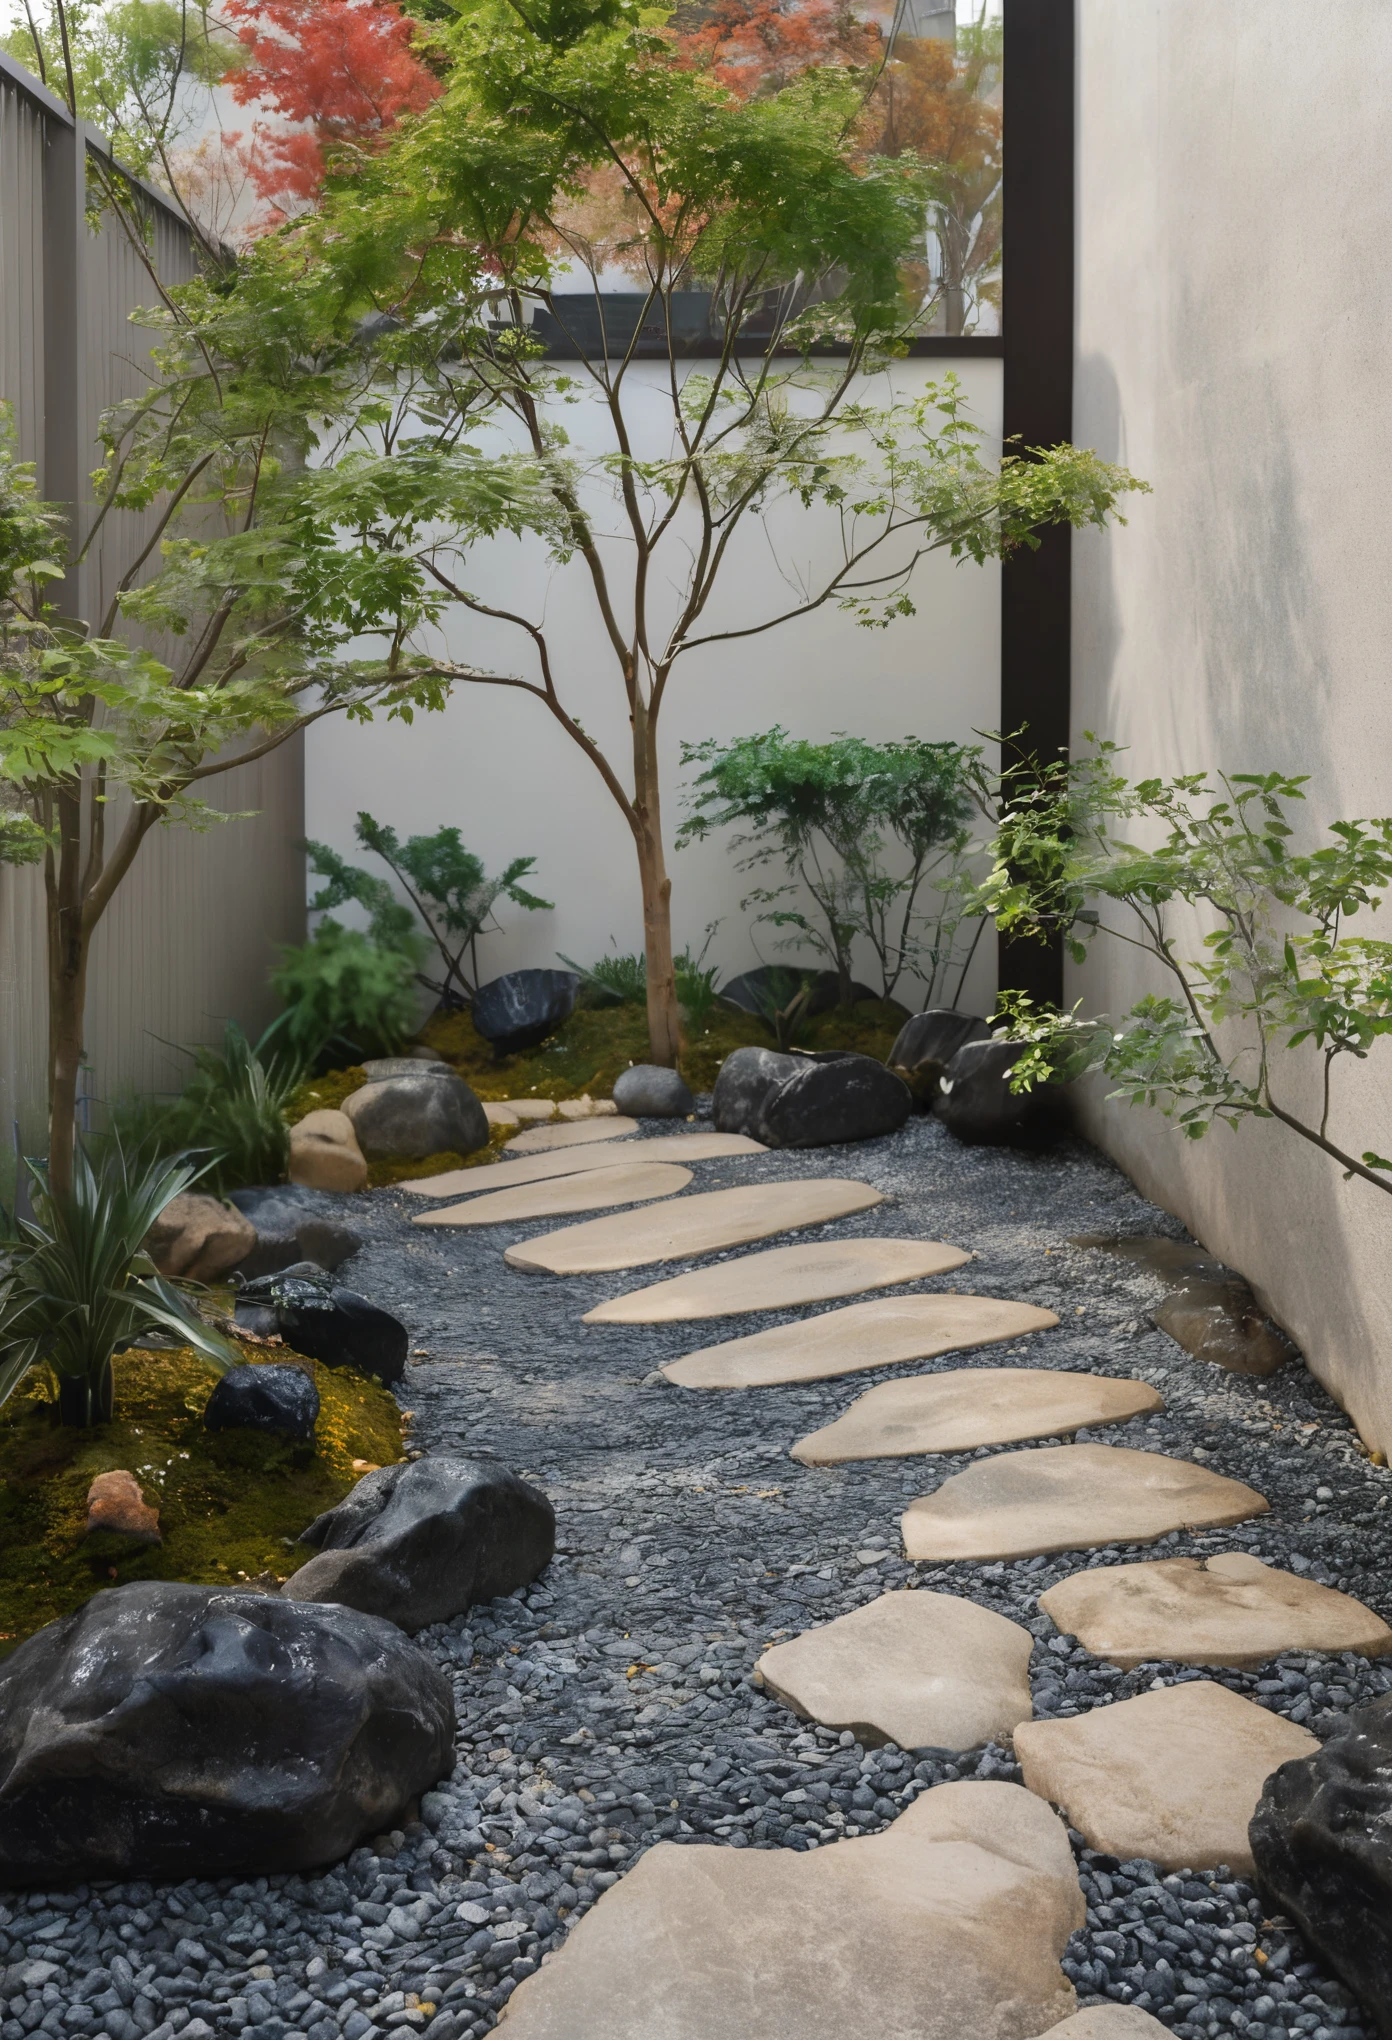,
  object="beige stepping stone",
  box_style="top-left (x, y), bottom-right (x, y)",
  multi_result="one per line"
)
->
top-left (1039, 1550), bottom-right (1392, 1670)
top-left (399, 1132), bottom-right (765, 1199)
top-left (1013, 1680), bottom-right (1318, 1874)
top-left (755, 1590), bottom-right (1034, 1751)
top-left (505, 1116), bottom-right (639, 1153)
top-left (496, 1779), bottom-right (1084, 2040)
top-left (1048, 2012), bottom-right (1171, 2039)
top-left (410, 1160), bottom-right (692, 1228)
top-left (483, 1101), bottom-right (521, 1129)
top-left (791, 1368), bottom-right (1163, 1465)
top-left (506, 1179), bottom-right (886, 1277)
top-left (557, 1095), bottom-right (618, 1120)
top-left (662, 1294), bottom-right (1058, 1389)
top-left (901, 1444), bottom-right (1268, 1563)
top-left (586, 1237), bottom-right (970, 1325)
top-left (500, 1098), bottom-right (559, 1121)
